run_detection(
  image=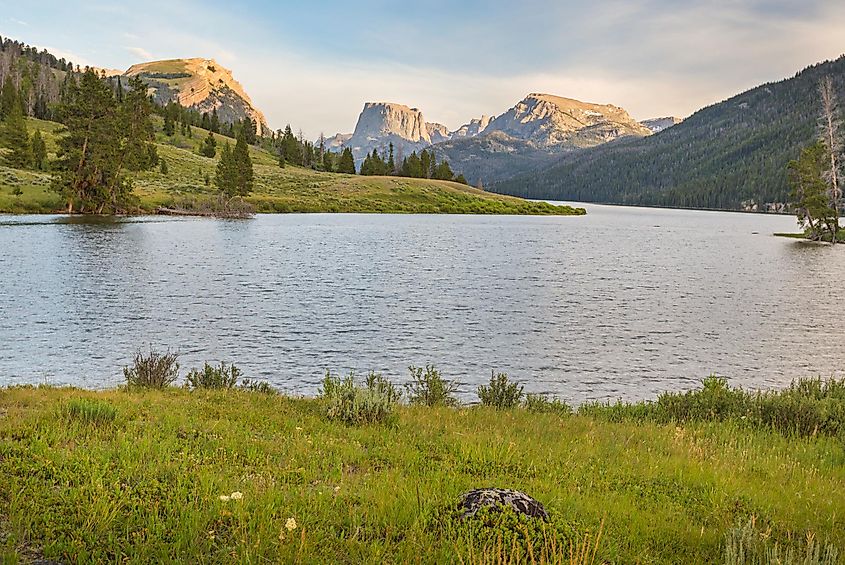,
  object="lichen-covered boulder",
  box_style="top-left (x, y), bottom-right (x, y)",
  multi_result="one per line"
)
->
top-left (457, 488), bottom-right (549, 521)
